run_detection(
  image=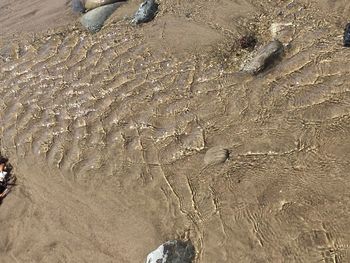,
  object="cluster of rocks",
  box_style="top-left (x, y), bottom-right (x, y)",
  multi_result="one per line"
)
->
top-left (72, 0), bottom-right (159, 32)
top-left (68, 3), bottom-right (350, 262)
